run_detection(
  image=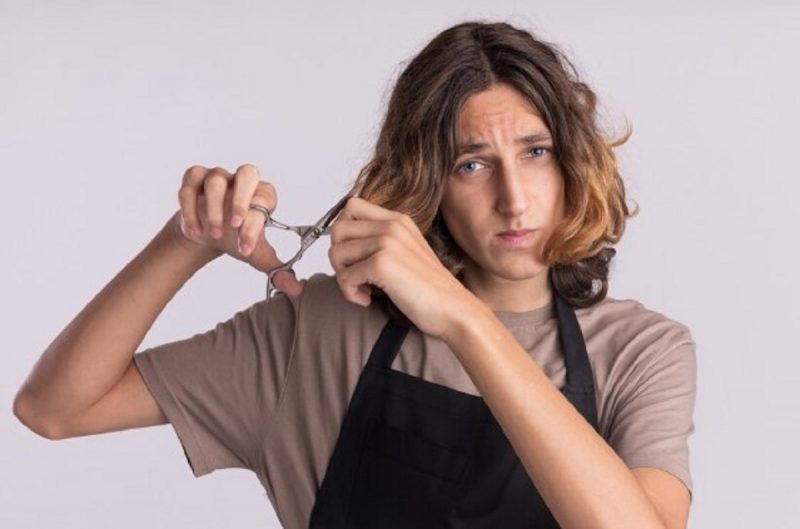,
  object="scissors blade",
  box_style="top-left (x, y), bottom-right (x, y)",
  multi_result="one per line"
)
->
top-left (298, 192), bottom-right (353, 248)
top-left (294, 224), bottom-right (333, 239)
